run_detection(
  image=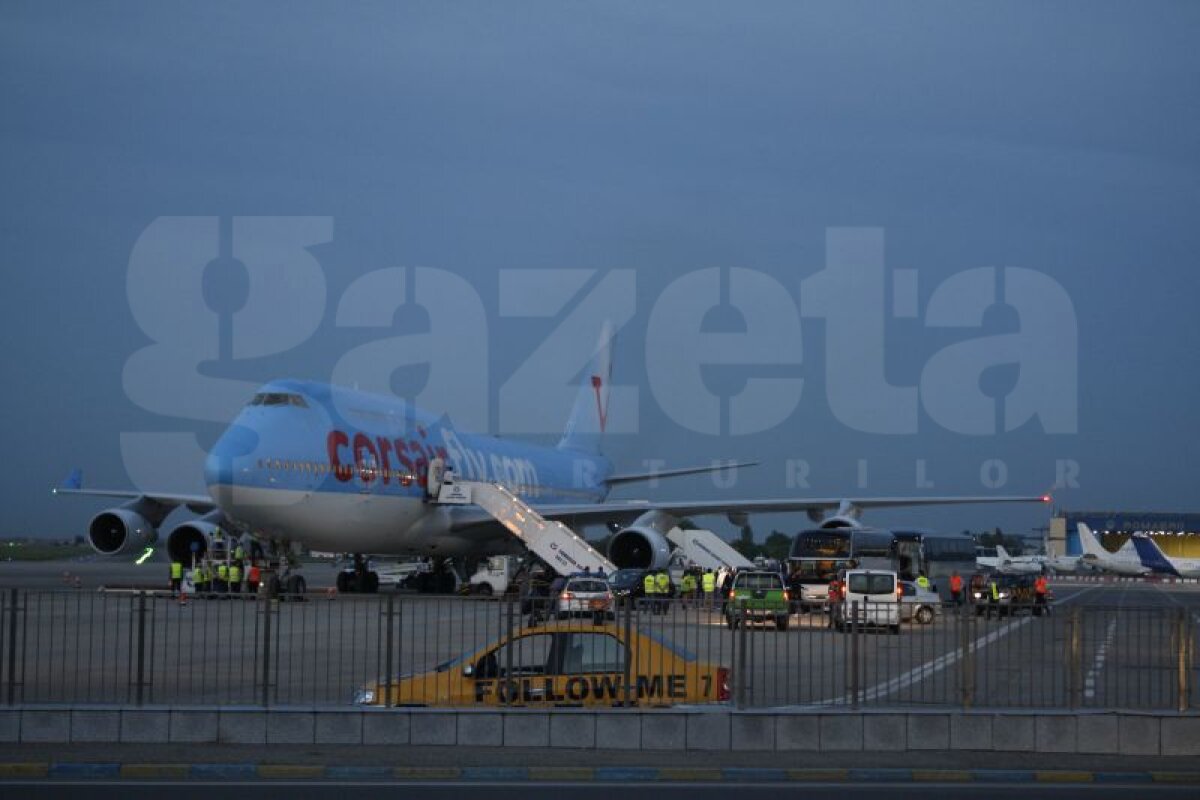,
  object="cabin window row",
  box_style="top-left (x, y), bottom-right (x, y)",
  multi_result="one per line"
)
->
top-left (256, 458), bottom-right (418, 484)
